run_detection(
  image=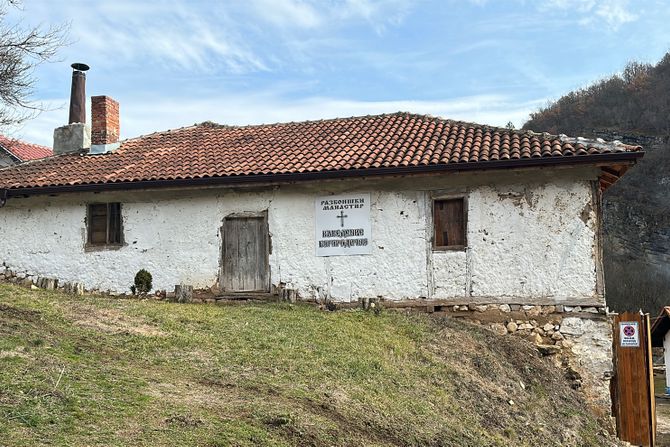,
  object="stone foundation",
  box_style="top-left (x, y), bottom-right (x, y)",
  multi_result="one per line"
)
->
top-left (1, 264), bottom-right (84, 295)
